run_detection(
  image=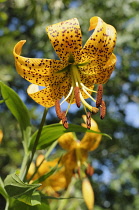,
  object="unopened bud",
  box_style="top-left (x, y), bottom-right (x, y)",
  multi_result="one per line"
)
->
top-left (82, 177), bottom-right (94, 210)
